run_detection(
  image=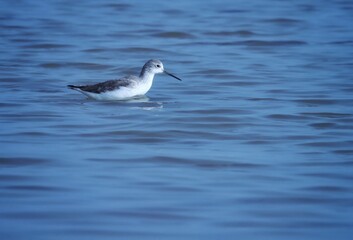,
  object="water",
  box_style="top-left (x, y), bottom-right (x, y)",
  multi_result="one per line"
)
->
top-left (1, 0), bottom-right (353, 239)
